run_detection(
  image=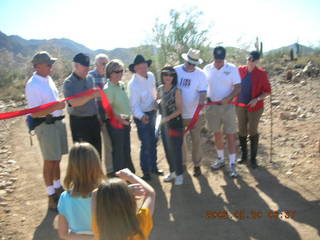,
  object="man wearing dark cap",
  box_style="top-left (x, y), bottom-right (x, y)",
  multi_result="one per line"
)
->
top-left (25, 51), bottom-right (68, 210)
top-left (235, 51), bottom-right (271, 169)
top-left (63, 53), bottom-right (101, 155)
top-left (128, 55), bottom-right (163, 180)
top-left (203, 46), bottom-right (241, 177)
